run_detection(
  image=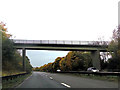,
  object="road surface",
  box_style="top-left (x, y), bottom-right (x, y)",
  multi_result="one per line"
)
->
top-left (17, 71), bottom-right (118, 88)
